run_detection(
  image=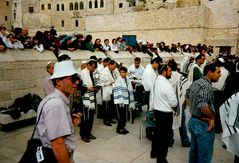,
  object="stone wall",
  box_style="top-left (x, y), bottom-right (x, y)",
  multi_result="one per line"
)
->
top-left (0, 49), bottom-right (161, 108)
top-left (86, 6), bottom-right (210, 45)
